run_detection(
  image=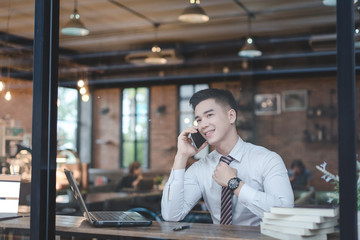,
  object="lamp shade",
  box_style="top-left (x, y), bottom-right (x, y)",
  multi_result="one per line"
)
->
top-left (144, 45), bottom-right (167, 65)
top-left (323, 0), bottom-right (357, 6)
top-left (178, 3), bottom-right (209, 23)
top-left (238, 37), bottom-right (262, 58)
top-left (61, 9), bottom-right (89, 36)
